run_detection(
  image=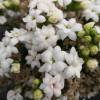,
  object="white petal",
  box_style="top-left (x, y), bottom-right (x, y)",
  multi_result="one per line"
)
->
top-left (39, 63), bottom-right (52, 72)
top-left (72, 23), bottom-right (82, 32)
top-left (11, 38), bottom-right (19, 45)
top-left (12, 47), bottom-right (19, 54)
top-left (63, 0), bottom-right (72, 6)
top-left (36, 15), bottom-right (46, 23)
top-left (68, 32), bottom-right (77, 41)
top-left (54, 88), bottom-right (61, 97)
top-left (43, 73), bottom-right (53, 84)
top-left (58, 0), bottom-right (63, 7)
